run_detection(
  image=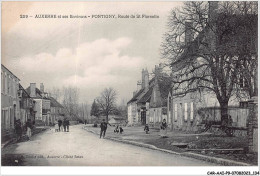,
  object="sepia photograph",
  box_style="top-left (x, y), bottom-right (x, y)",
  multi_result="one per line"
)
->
top-left (1, 1), bottom-right (259, 175)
